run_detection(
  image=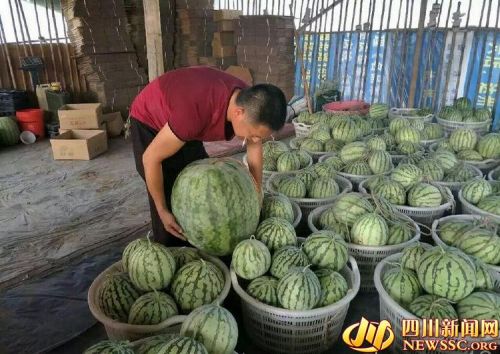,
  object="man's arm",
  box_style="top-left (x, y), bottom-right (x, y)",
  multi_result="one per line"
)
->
top-left (143, 123), bottom-right (185, 238)
top-left (246, 139), bottom-right (263, 194)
